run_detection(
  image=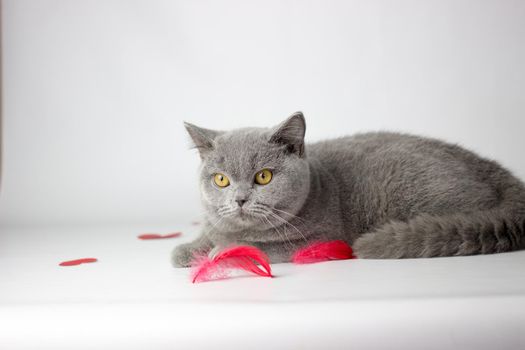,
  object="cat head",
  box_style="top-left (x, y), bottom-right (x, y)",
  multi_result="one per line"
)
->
top-left (184, 112), bottom-right (311, 239)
